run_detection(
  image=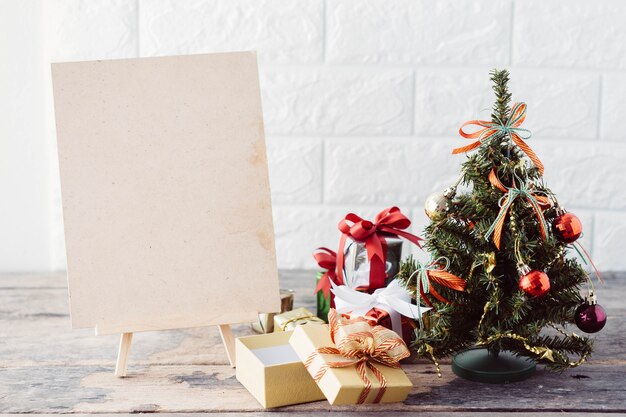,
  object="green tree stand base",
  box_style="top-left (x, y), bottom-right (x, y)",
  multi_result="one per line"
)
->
top-left (452, 348), bottom-right (536, 384)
